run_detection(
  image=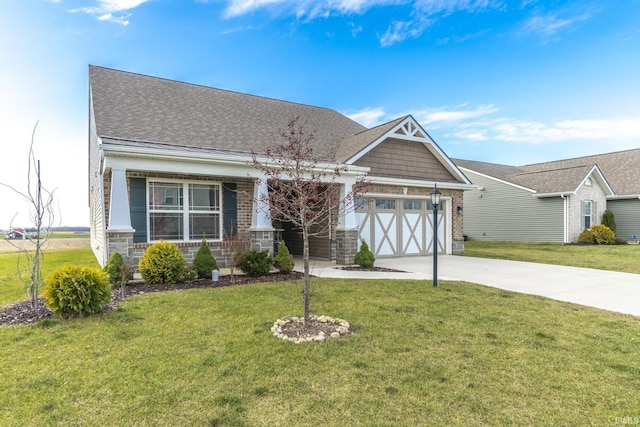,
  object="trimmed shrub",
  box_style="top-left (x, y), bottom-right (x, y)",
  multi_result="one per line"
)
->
top-left (273, 241), bottom-right (294, 273)
top-left (354, 240), bottom-right (375, 268)
top-left (104, 251), bottom-right (131, 287)
top-left (193, 237), bottom-right (218, 279)
top-left (578, 228), bottom-right (595, 245)
top-left (138, 241), bottom-right (187, 284)
top-left (238, 249), bottom-right (273, 277)
top-left (591, 224), bottom-right (615, 245)
top-left (43, 265), bottom-right (111, 317)
top-left (602, 210), bottom-right (617, 235)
